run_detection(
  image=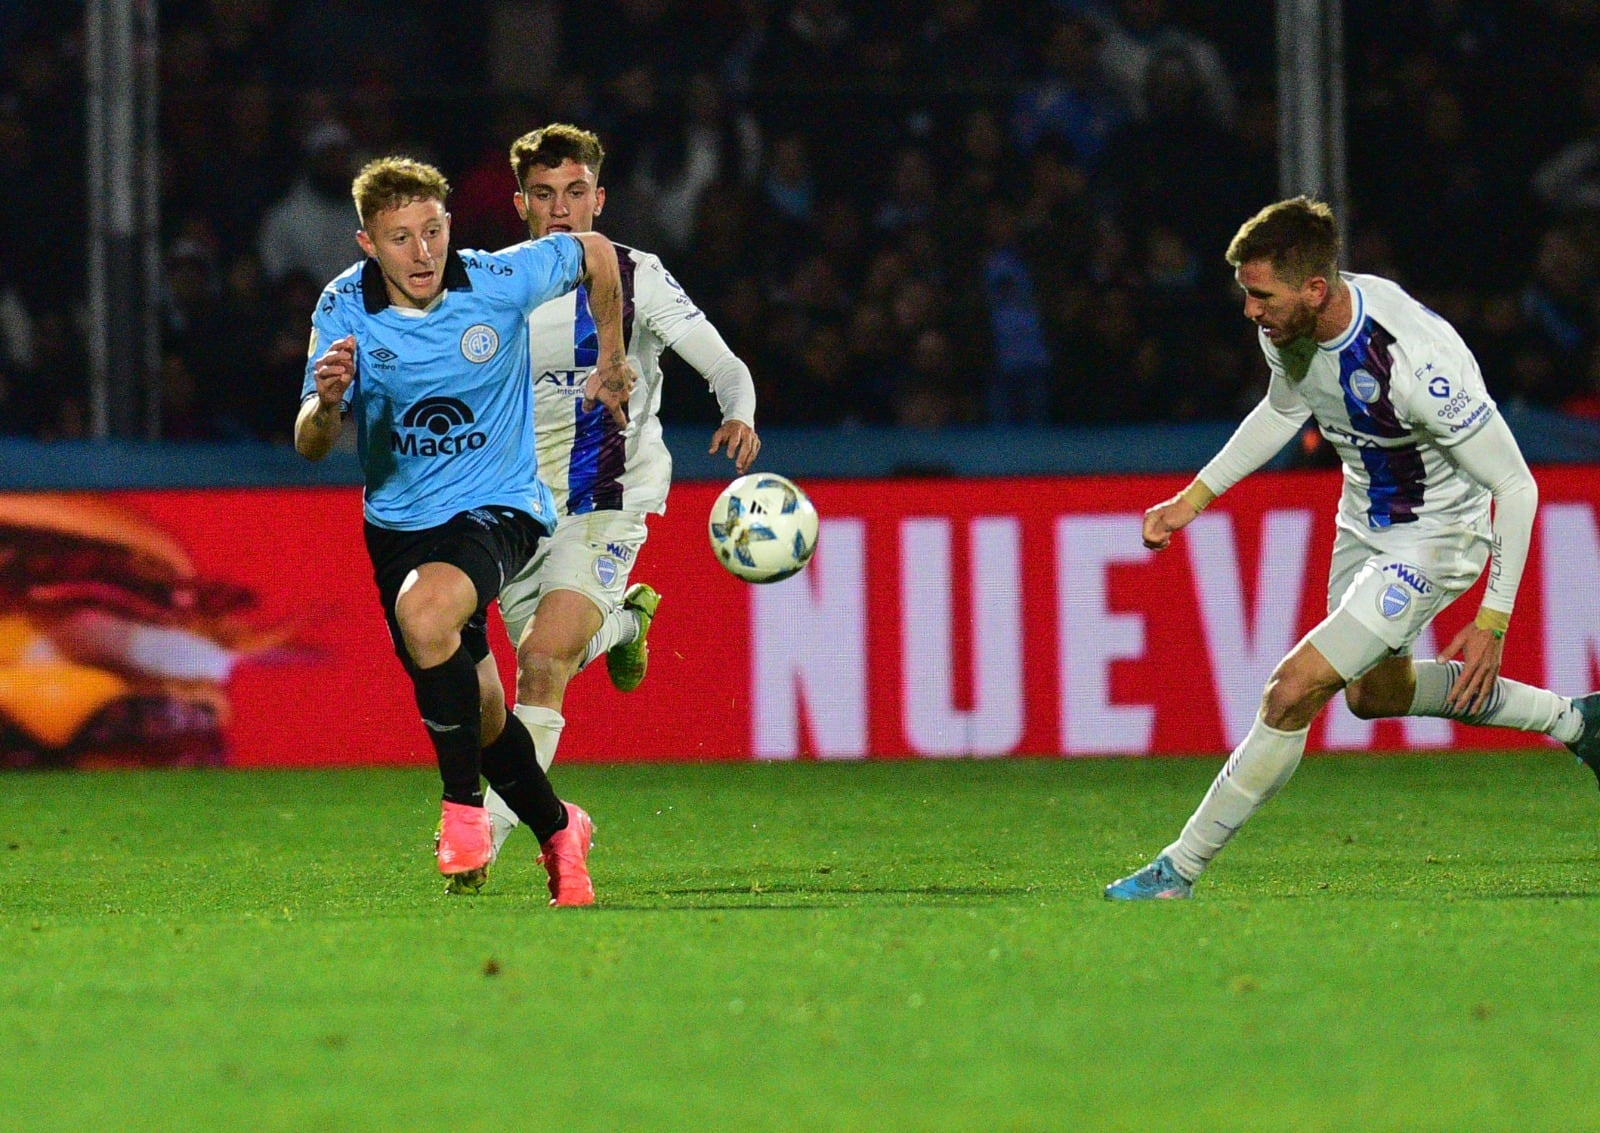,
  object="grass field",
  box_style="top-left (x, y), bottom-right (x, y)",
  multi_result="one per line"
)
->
top-left (4, 752), bottom-right (1600, 1132)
